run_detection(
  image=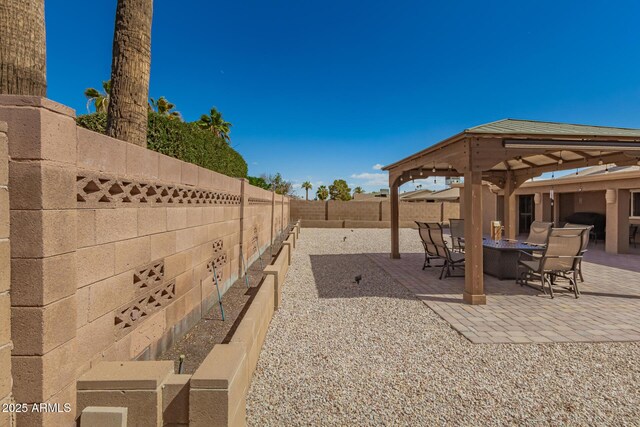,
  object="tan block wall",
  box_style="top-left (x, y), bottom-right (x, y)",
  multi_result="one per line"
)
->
top-left (0, 122), bottom-right (13, 427)
top-left (293, 199), bottom-right (456, 227)
top-left (290, 199), bottom-right (325, 220)
top-left (328, 200), bottom-right (380, 221)
top-left (0, 96), bottom-right (291, 426)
